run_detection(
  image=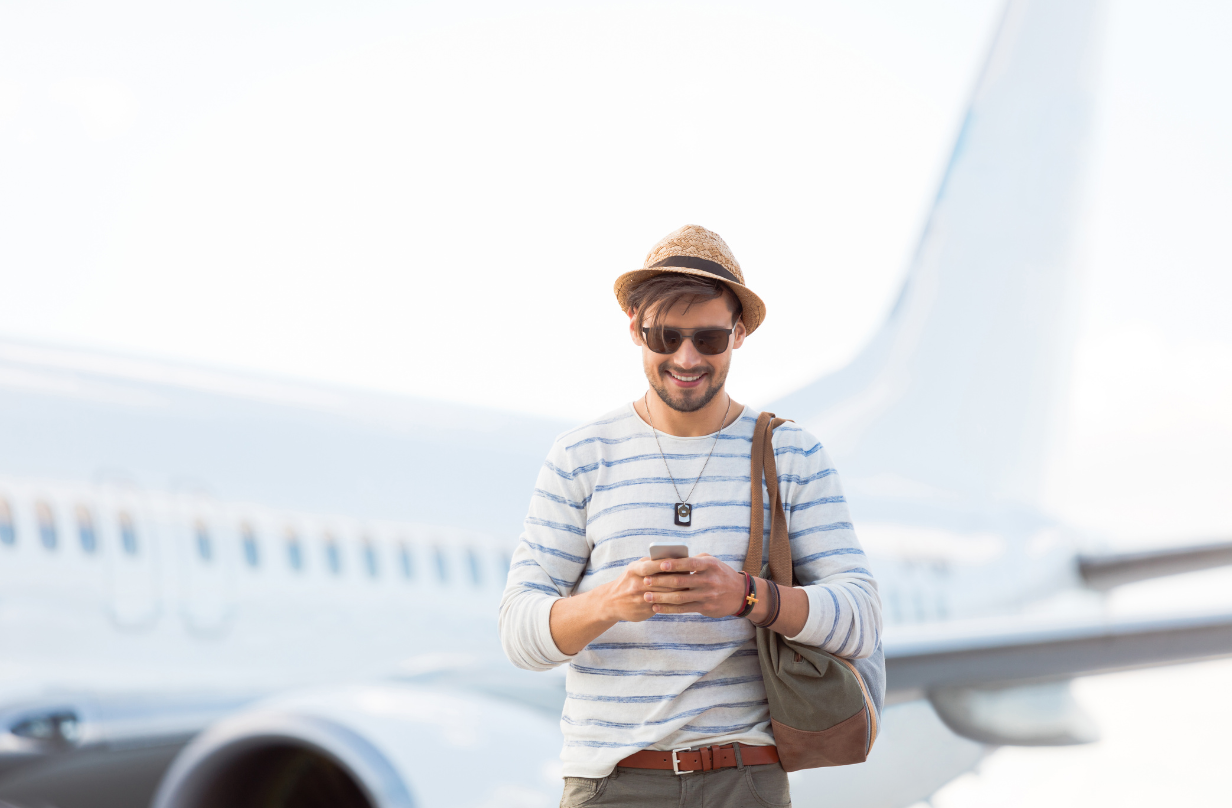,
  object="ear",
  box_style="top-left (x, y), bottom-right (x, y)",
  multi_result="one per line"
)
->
top-left (628, 308), bottom-right (643, 346)
top-left (731, 318), bottom-right (747, 350)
